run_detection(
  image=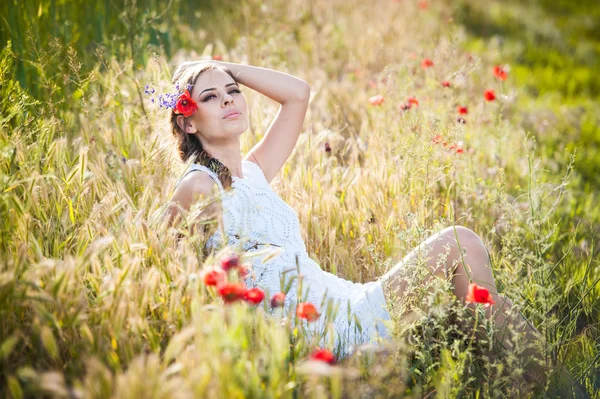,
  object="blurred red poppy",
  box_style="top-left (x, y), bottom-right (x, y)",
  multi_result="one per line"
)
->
top-left (297, 302), bottom-right (320, 321)
top-left (271, 292), bottom-right (286, 308)
top-left (242, 287), bottom-right (265, 305)
top-left (421, 58), bottom-right (434, 69)
top-left (466, 283), bottom-right (496, 307)
top-left (218, 282), bottom-right (247, 303)
top-left (369, 95), bottom-right (385, 106)
top-left (200, 266), bottom-right (227, 287)
top-left (492, 65), bottom-right (508, 81)
top-left (221, 253), bottom-right (240, 272)
top-left (310, 348), bottom-right (336, 364)
top-left (484, 89), bottom-right (496, 101)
